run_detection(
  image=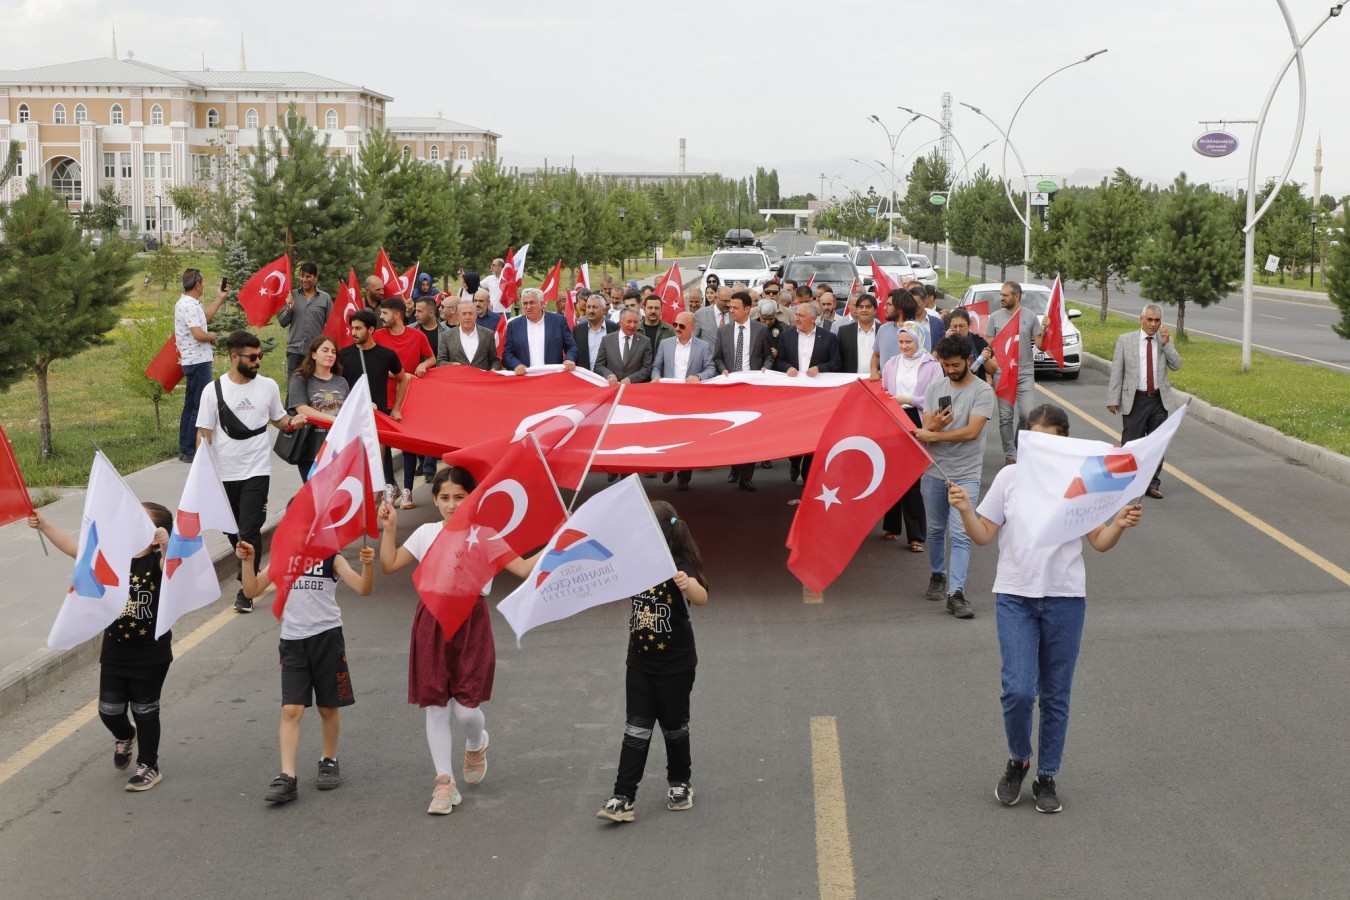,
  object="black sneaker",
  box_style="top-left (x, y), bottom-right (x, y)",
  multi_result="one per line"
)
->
top-left (596, 794), bottom-right (635, 822)
top-left (125, 763), bottom-right (162, 792)
top-left (234, 593), bottom-right (254, 614)
top-left (265, 773), bottom-right (298, 804)
top-left (947, 590), bottom-right (974, 618)
top-left (667, 782), bottom-right (694, 811)
top-left (924, 573), bottom-right (947, 601)
top-left (113, 730), bottom-right (136, 770)
top-left (996, 759), bottom-right (1029, 806)
top-left (1032, 776), bottom-right (1062, 813)
top-left (316, 757), bottom-right (341, 791)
